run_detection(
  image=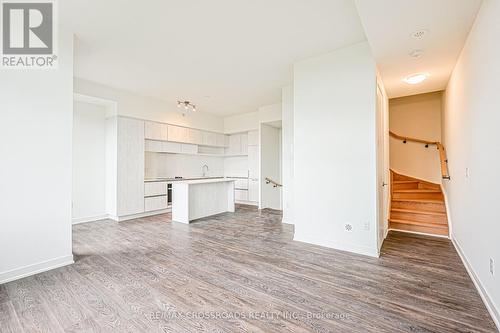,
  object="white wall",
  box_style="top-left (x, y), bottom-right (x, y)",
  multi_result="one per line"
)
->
top-left (282, 86), bottom-right (294, 224)
top-left (260, 124), bottom-right (282, 210)
top-left (0, 30), bottom-right (74, 283)
top-left (224, 103), bottom-right (282, 134)
top-left (293, 42), bottom-right (379, 257)
top-left (443, 0), bottom-right (500, 327)
top-left (72, 101), bottom-right (107, 223)
top-left (74, 78), bottom-right (224, 133)
top-left (390, 92), bottom-right (443, 183)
